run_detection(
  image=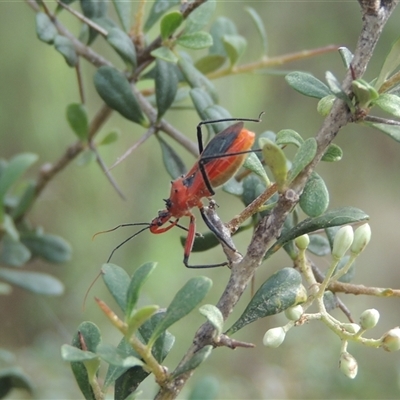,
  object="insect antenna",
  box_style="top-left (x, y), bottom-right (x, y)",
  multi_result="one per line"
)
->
top-left (92, 222), bottom-right (151, 240)
top-left (106, 225), bottom-right (151, 262)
